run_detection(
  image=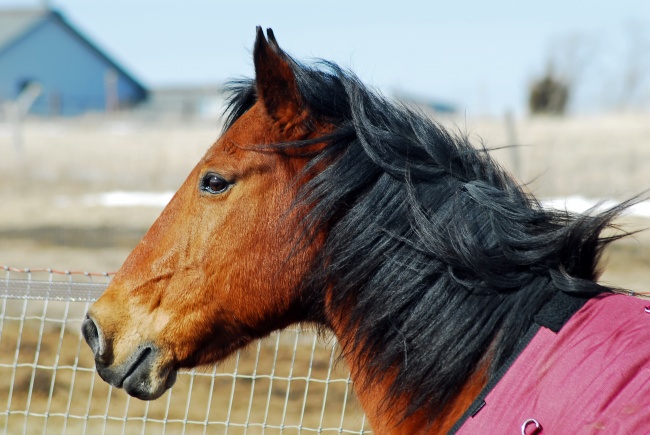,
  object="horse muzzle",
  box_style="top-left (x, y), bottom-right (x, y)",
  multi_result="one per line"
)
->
top-left (82, 315), bottom-right (177, 400)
